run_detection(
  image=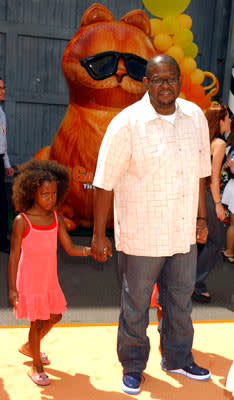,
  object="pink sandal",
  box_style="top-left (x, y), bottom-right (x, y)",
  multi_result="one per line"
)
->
top-left (19, 347), bottom-right (50, 365)
top-left (28, 371), bottom-right (51, 386)
top-left (40, 352), bottom-right (50, 365)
